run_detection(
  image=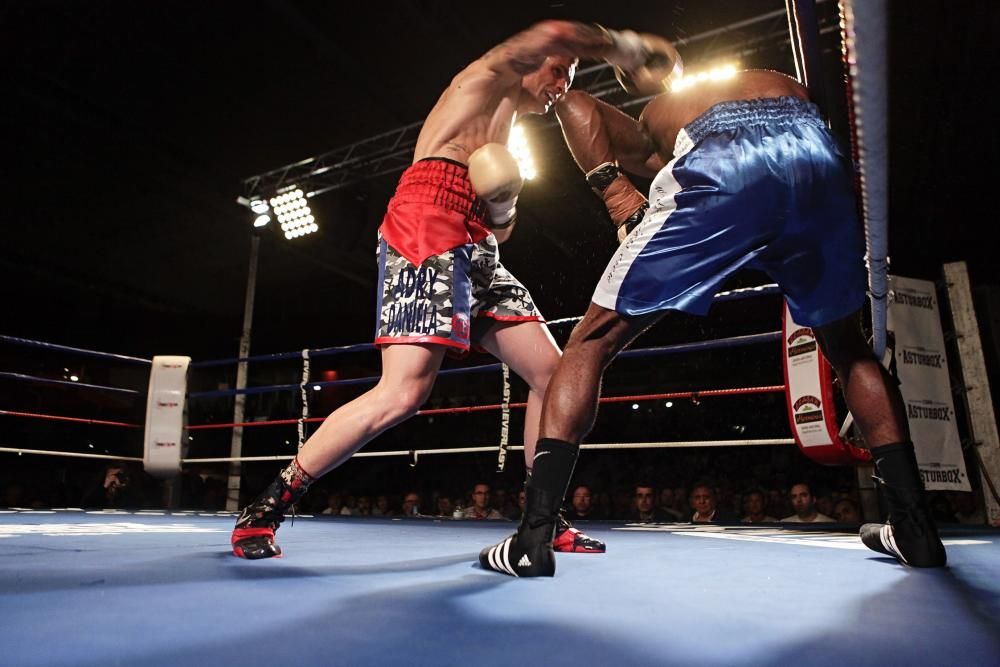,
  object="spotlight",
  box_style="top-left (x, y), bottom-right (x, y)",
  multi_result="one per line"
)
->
top-left (250, 199), bottom-right (270, 214)
top-left (270, 185), bottom-right (317, 239)
top-left (631, 403), bottom-right (640, 410)
top-left (253, 214), bottom-right (271, 228)
top-left (508, 124), bottom-right (537, 180)
top-left (671, 62), bottom-right (739, 92)
top-left (665, 401), bottom-right (673, 408)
